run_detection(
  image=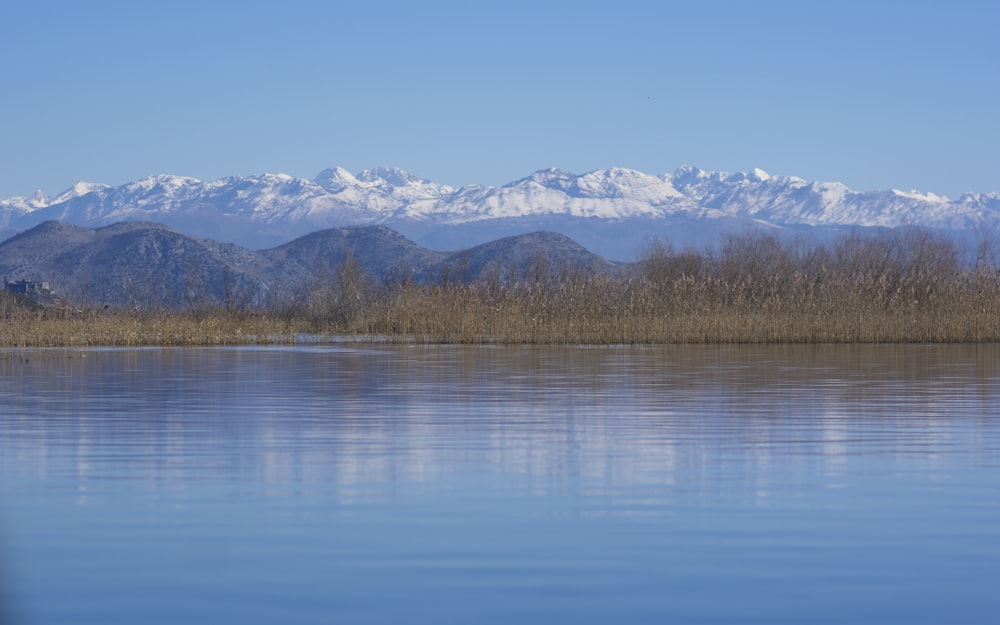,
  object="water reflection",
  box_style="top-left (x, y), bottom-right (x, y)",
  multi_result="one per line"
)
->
top-left (3, 344), bottom-right (998, 506)
top-left (2, 344), bottom-right (1000, 625)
